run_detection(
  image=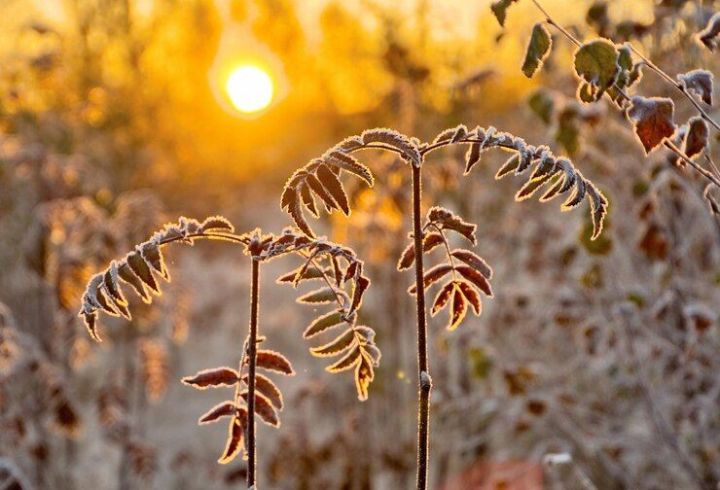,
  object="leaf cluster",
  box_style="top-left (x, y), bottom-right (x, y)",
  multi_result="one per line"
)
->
top-left (79, 216), bottom-right (235, 341)
top-left (182, 348), bottom-right (294, 464)
top-left (284, 125), bottom-right (609, 241)
top-left (398, 208), bottom-right (494, 330)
